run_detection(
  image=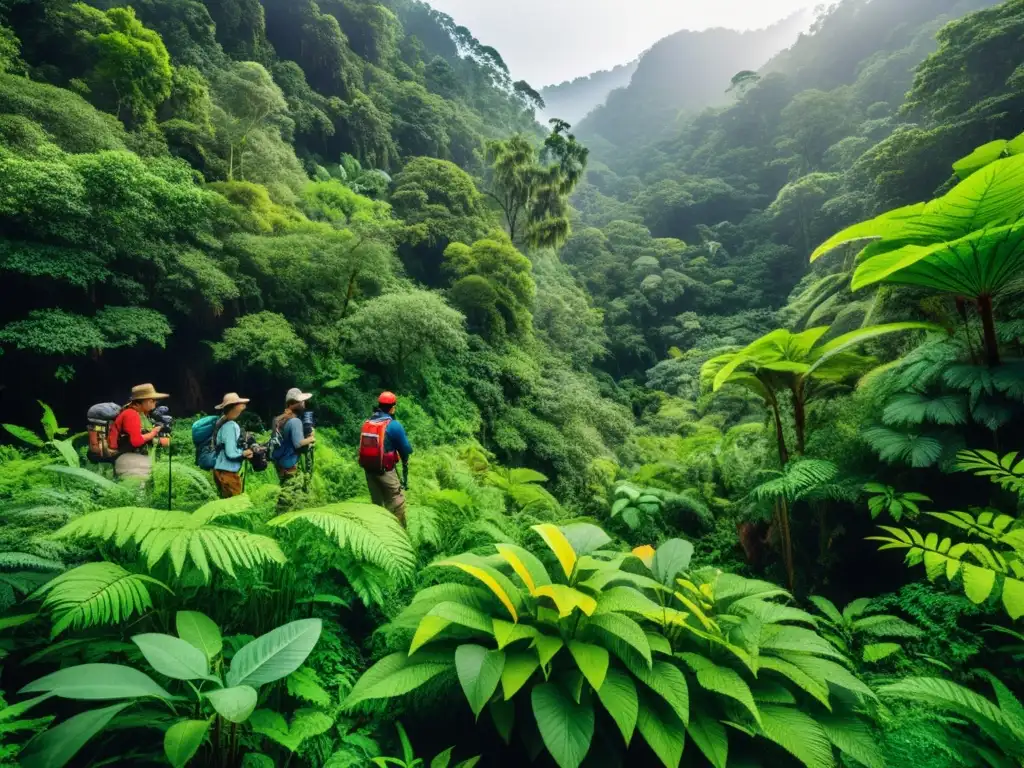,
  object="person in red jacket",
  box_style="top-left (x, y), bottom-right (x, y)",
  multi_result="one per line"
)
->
top-left (110, 383), bottom-right (170, 481)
